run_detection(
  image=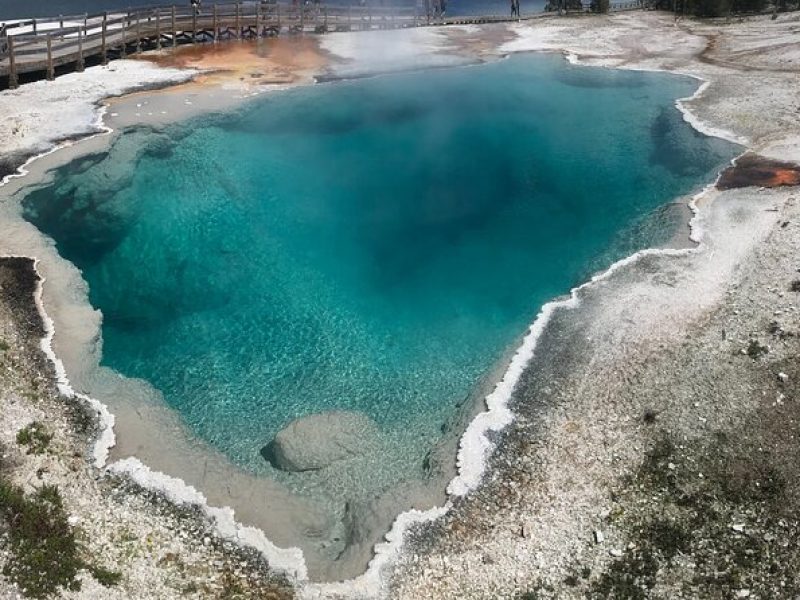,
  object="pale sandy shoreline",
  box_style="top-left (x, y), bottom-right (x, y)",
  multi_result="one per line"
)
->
top-left (1, 11), bottom-right (799, 600)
